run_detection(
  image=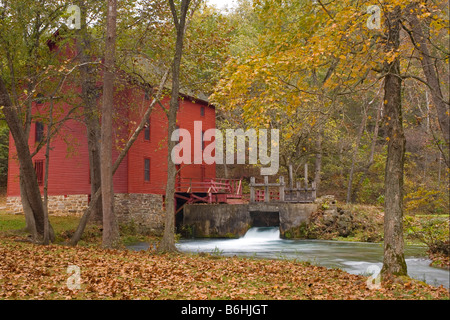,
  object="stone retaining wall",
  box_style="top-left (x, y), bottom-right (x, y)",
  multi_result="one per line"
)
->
top-left (6, 193), bottom-right (165, 235)
top-left (7, 195), bottom-right (89, 216)
top-left (183, 202), bottom-right (319, 239)
top-left (114, 193), bottom-right (165, 235)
